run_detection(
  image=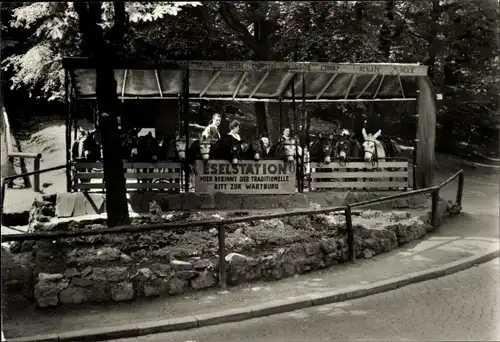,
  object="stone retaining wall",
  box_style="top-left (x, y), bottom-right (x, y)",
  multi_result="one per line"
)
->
top-left (28, 191), bottom-right (429, 220)
top-left (2, 197), bottom-right (461, 309)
